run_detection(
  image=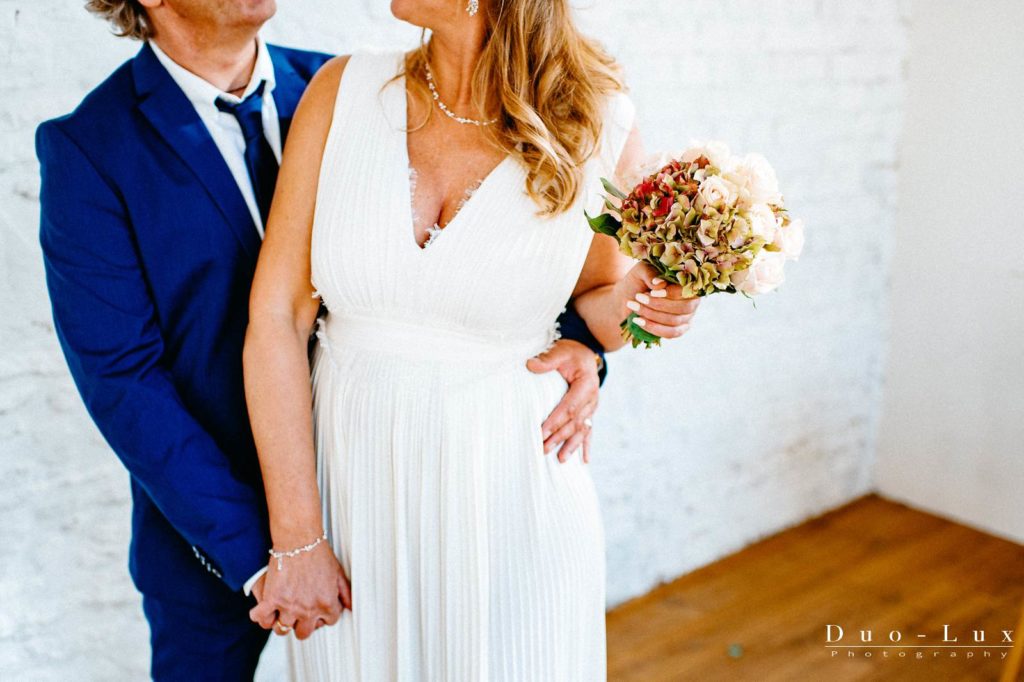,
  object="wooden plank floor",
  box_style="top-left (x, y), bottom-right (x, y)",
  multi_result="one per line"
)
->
top-left (606, 494), bottom-right (1024, 681)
